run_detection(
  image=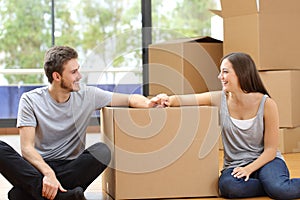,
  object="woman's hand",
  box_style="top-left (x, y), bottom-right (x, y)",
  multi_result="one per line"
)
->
top-left (231, 166), bottom-right (252, 181)
top-left (149, 93), bottom-right (169, 108)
